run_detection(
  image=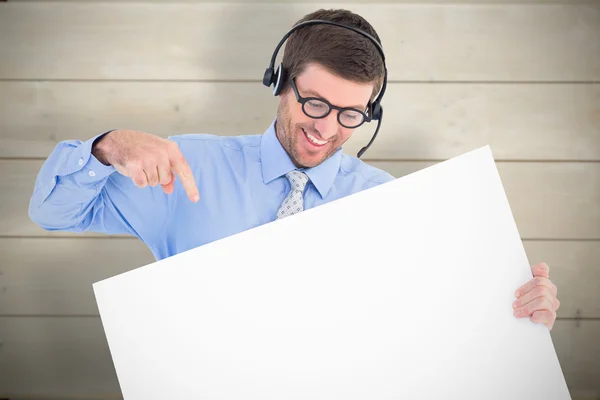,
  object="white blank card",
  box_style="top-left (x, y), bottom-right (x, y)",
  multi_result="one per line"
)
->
top-left (93, 146), bottom-right (571, 400)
